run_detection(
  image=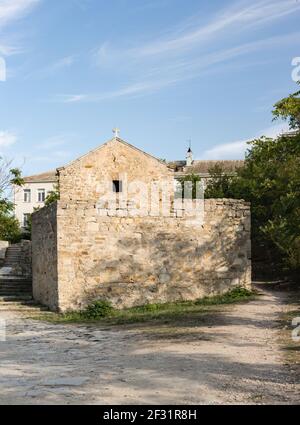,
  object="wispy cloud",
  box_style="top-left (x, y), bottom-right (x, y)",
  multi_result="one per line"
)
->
top-left (56, 0), bottom-right (300, 104)
top-left (29, 150), bottom-right (71, 162)
top-left (27, 135), bottom-right (74, 165)
top-left (0, 130), bottom-right (17, 148)
top-left (0, 0), bottom-right (41, 60)
top-left (56, 31), bottom-right (300, 103)
top-left (199, 123), bottom-right (290, 160)
top-left (0, 0), bottom-right (40, 29)
top-left (45, 56), bottom-right (75, 73)
top-left (26, 55), bottom-right (75, 79)
top-left (38, 135), bottom-right (70, 150)
top-left (30, 150), bottom-right (72, 162)
top-left (57, 94), bottom-right (88, 103)
top-left (54, 78), bottom-right (181, 103)
top-left (0, 41), bottom-right (21, 55)
top-left (61, 0), bottom-right (297, 104)
top-left (94, 0), bottom-right (300, 63)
